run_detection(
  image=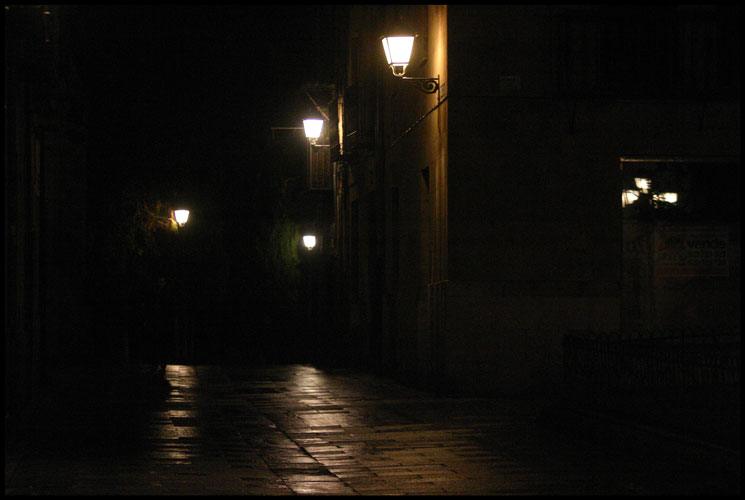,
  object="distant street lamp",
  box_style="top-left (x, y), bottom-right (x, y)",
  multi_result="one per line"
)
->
top-left (381, 34), bottom-right (440, 94)
top-left (171, 206), bottom-right (190, 363)
top-left (173, 209), bottom-right (190, 227)
top-left (303, 235), bottom-right (317, 250)
top-left (303, 119), bottom-right (324, 145)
